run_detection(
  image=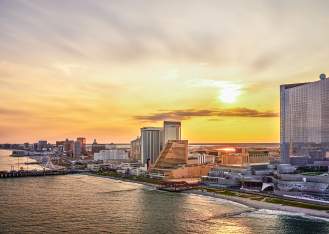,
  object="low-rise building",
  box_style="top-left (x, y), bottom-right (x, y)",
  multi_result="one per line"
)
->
top-left (188, 153), bottom-right (215, 165)
top-left (87, 163), bottom-right (103, 172)
top-left (116, 163), bottom-right (146, 176)
top-left (202, 164), bottom-right (274, 191)
top-left (94, 149), bottom-right (129, 161)
top-left (275, 172), bottom-right (329, 200)
top-left (221, 148), bottom-right (269, 166)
